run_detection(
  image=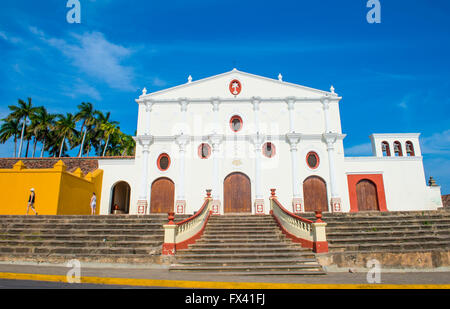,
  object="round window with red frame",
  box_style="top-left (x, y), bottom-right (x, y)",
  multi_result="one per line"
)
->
top-left (157, 153), bottom-right (171, 171)
top-left (229, 79), bottom-right (242, 96)
top-left (230, 115), bottom-right (243, 132)
top-left (198, 143), bottom-right (211, 159)
top-left (306, 151), bottom-right (320, 169)
top-left (262, 142), bottom-right (276, 158)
